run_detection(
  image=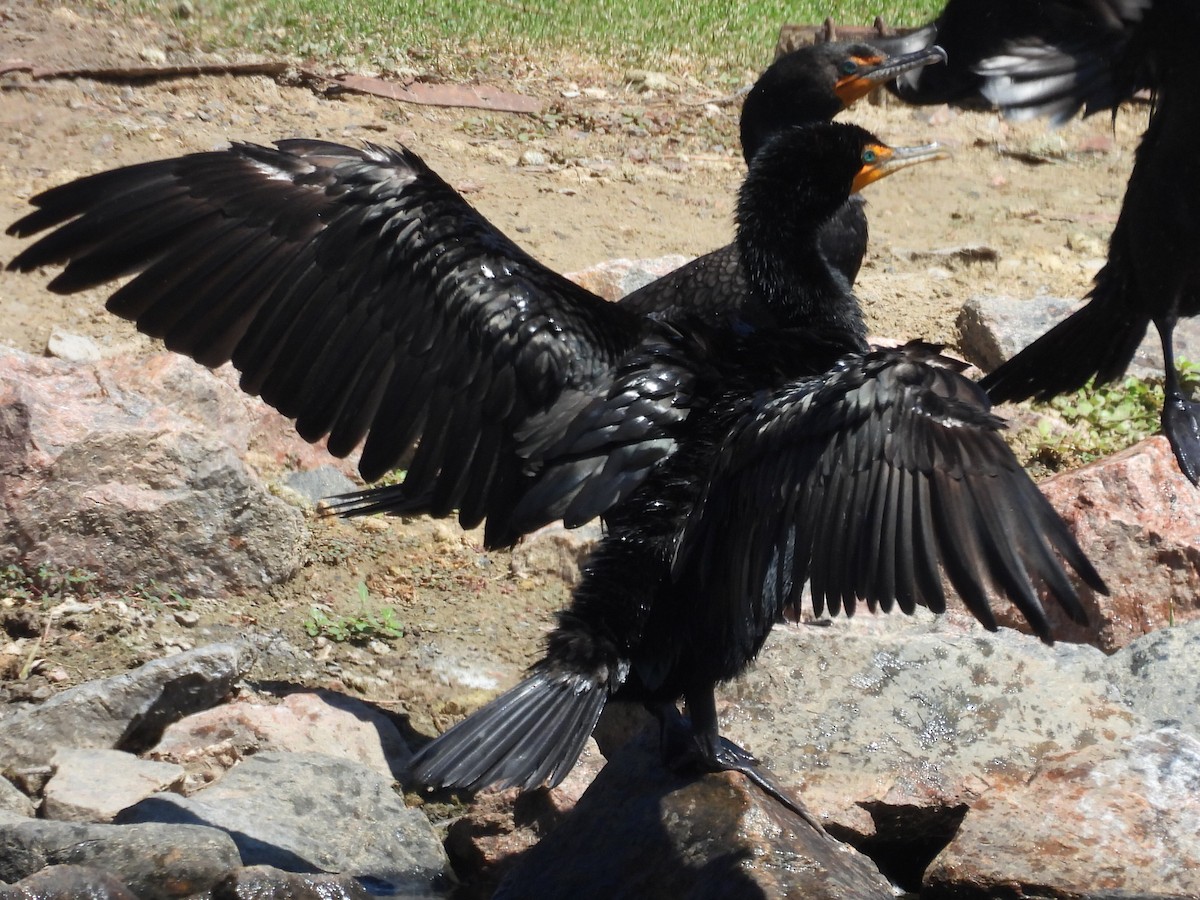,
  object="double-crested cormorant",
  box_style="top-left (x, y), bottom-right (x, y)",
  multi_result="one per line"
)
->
top-left (880, 0), bottom-right (1200, 483)
top-left (405, 123), bottom-right (1105, 801)
top-left (7, 116), bottom-right (1103, 804)
top-left (619, 42), bottom-right (946, 320)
